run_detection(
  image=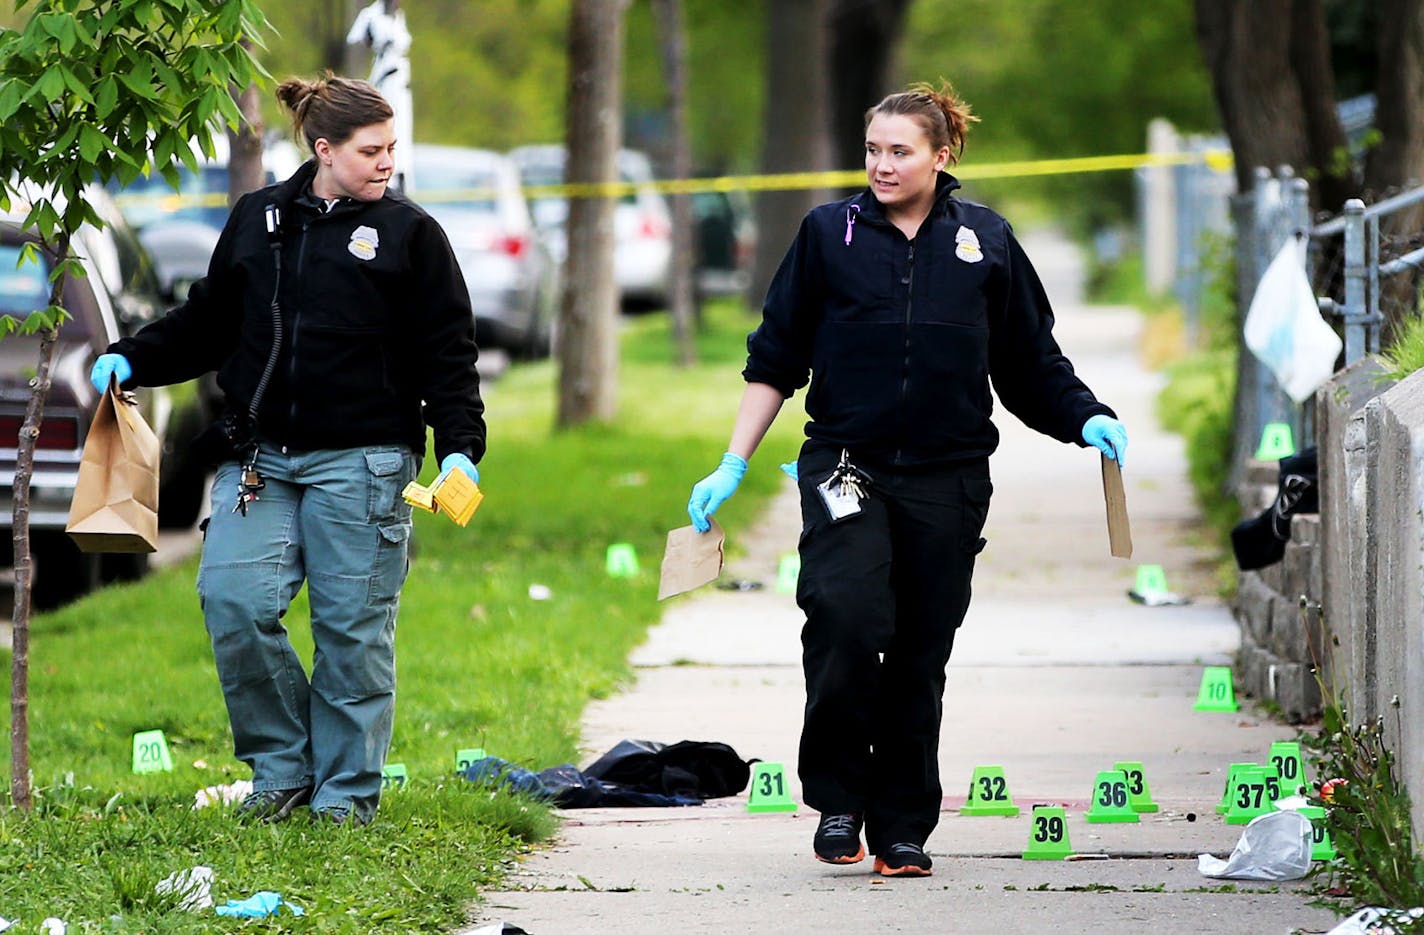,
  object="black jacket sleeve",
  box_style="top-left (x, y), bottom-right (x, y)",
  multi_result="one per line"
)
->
top-left (107, 193), bottom-right (252, 387)
top-left (987, 224), bottom-right (1114, 444)
top-left (408, 214), bottom-right (485, 465)
top-left (742, 214), bottom-right (823, 395)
